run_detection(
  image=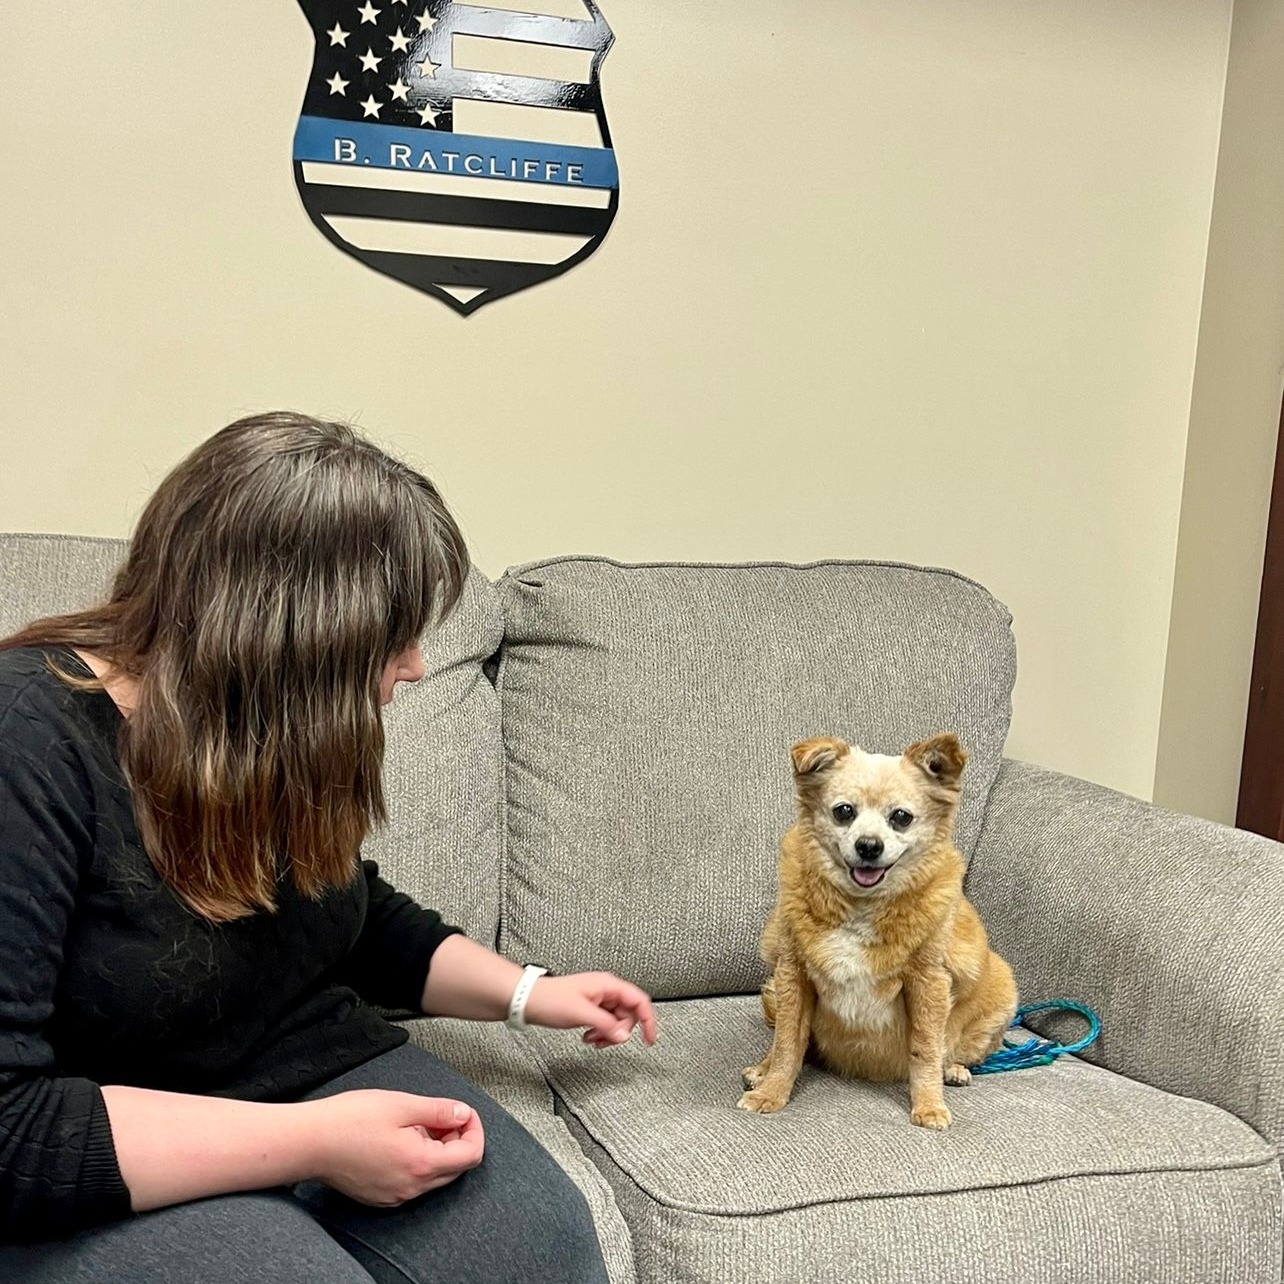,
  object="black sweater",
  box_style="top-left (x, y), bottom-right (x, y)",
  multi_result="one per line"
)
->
top-left (0, 647), bottom-right (461, 1243)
